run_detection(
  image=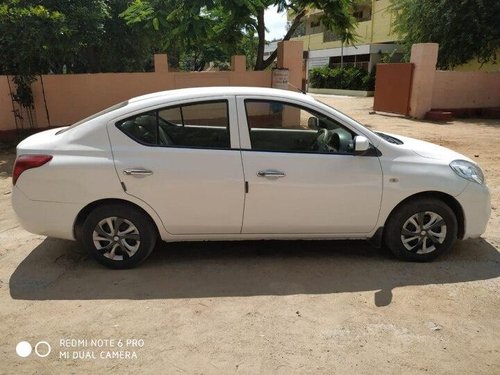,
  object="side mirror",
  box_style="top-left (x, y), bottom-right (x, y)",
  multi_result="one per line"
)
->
top-left (354, 135), bottom-right (370, 153)
top-left (308, 117), bottom-right (319, 130)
